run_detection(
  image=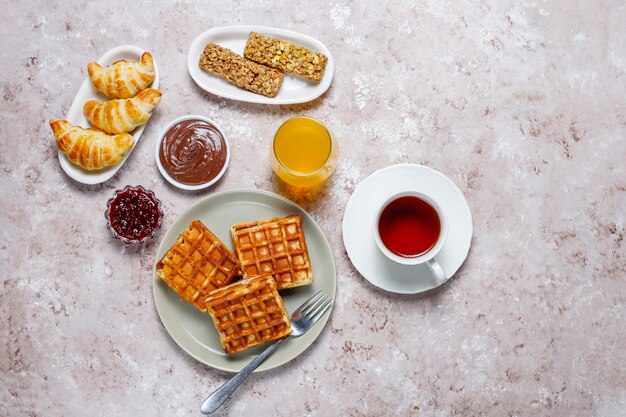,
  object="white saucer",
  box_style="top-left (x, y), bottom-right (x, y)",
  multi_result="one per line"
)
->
top-left (342, 164), bottom-right (473, 294)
